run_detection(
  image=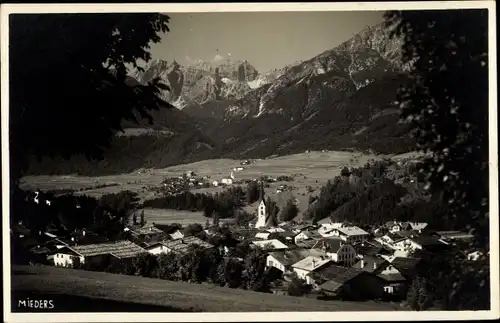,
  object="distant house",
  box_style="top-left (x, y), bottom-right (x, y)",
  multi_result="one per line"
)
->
top-left (313, 238), bottom-right (358, 266)
top-left (53, 240), bottom-right (145, 268)
top-left (266, 227), bottom-right (286, 233)
top-left (251, 239), bottom-right (289, 252)
top-left (291, 256), bottom-right (333, 284)
top-left (146, 236), bottom-right (214, 255)
top-left (169, 230), bottom-right (185, 241)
